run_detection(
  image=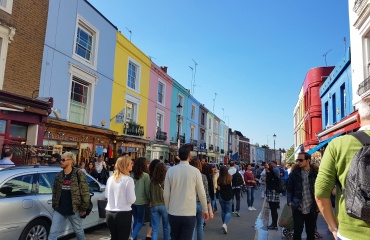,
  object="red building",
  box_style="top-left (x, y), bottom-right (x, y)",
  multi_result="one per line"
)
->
top-left (303, 66), bottom-right (335, 151)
